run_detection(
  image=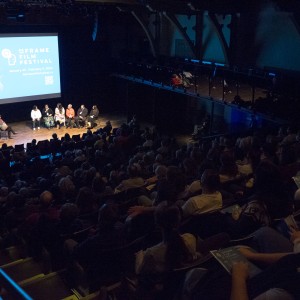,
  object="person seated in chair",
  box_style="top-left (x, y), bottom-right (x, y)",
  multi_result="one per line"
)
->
top-left (171, 73), bottom-right (183, 87)
top-left (86, 105), bottom-right (99, 129)
top-left (75, 104), bottom-right (88, 128)
top-left (65, 104), bottom-right (75, 128)
top-left (102, 120), bottom-right (112, 135)
top-left (31, 105), bottom-right (42, 130)
top-left (0, 115), bottom-right (16, 139)
top-left (65, 203), bottom-right (126, 282)
top-left (135, 204), bottom-right (201, 299)
top-left (54, 103), bottom-right (66, 129)
top-left (181, 169), bottom-right (222, 218)
top-left (42, 104), bottom-right (54, 129)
